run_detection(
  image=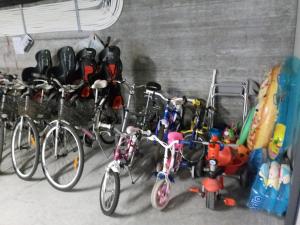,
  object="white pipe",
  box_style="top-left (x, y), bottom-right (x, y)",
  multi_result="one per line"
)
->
top-left (0, 0), bottom-right (123, 37)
